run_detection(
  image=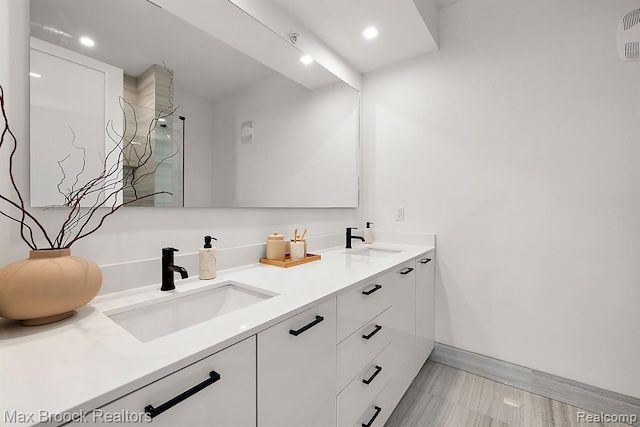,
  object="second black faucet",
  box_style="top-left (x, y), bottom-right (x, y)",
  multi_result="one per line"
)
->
top-left (346, 227), bottom-right (365, 249)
